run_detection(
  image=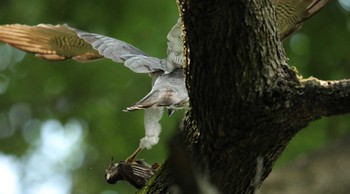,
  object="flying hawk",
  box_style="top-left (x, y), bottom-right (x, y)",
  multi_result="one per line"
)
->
top-left (0, 19), bottom-right (189, 161)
